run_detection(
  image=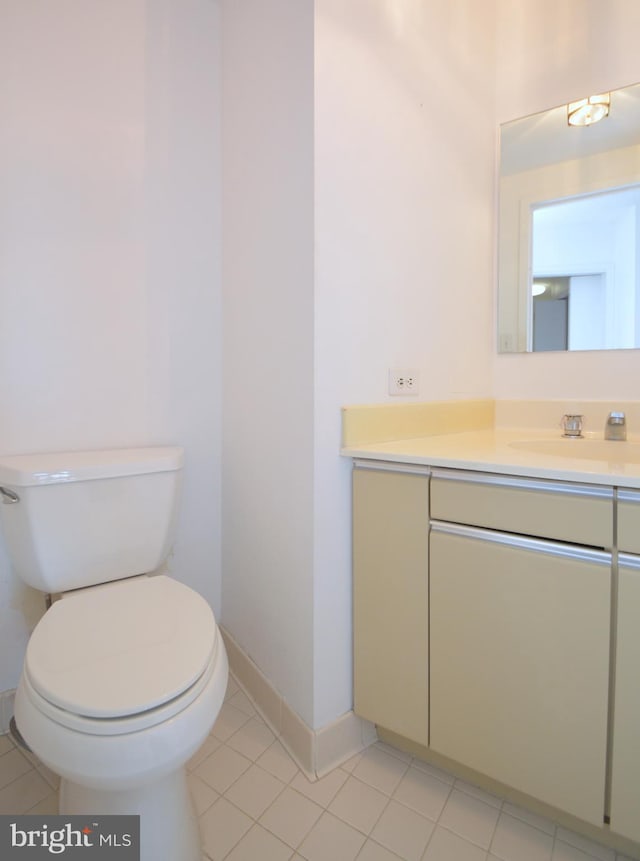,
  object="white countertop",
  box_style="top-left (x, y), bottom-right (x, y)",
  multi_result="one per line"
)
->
top-left (341, 428), bottom-right (640, 489)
